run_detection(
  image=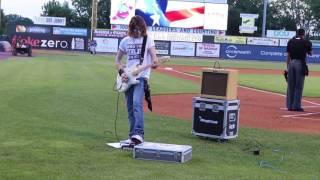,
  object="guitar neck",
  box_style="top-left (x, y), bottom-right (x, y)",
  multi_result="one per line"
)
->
top-left (132, 57), bottom-right (169, 75)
